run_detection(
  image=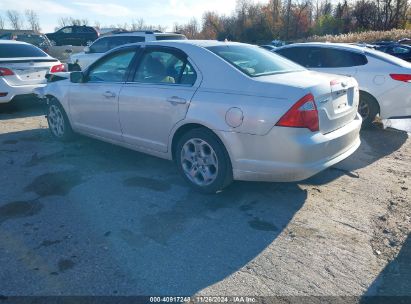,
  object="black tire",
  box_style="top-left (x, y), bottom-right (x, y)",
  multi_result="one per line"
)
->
top-left (175, 128), bottom-right (233, 194)
top-left (46, 99), bottom-right (75, 141)
top-left (359, 92), bottom-right (379, 128)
